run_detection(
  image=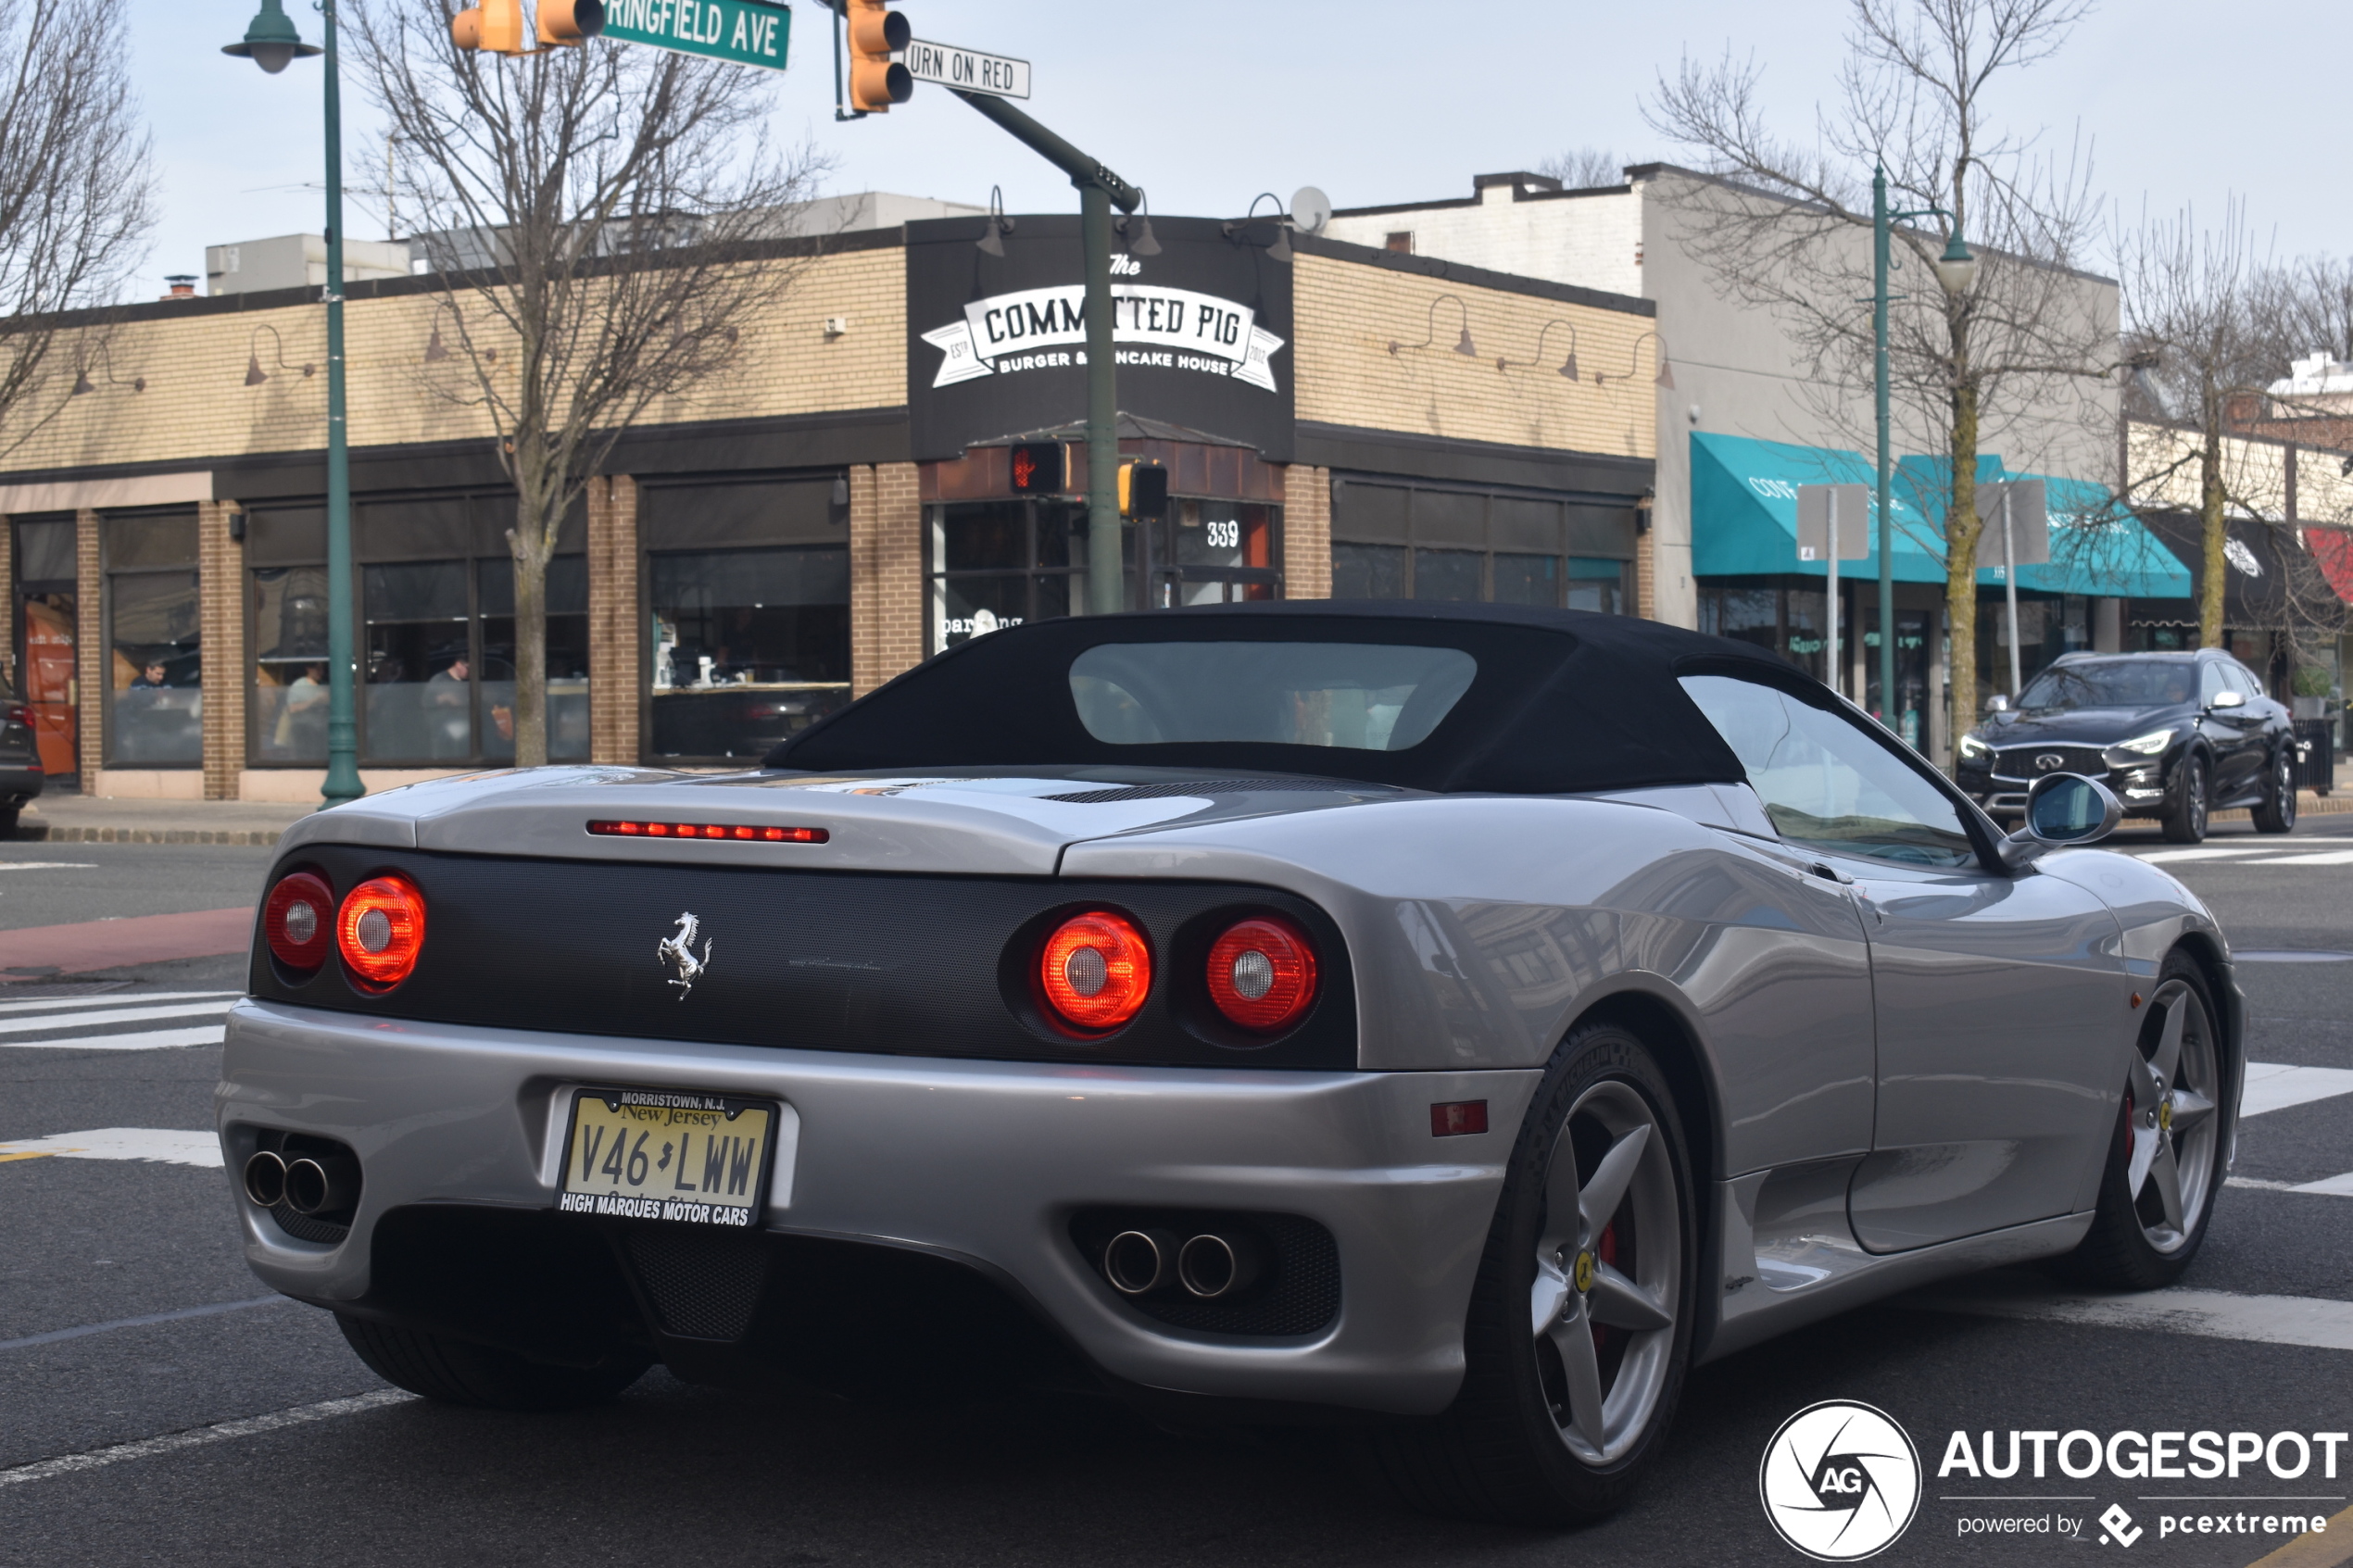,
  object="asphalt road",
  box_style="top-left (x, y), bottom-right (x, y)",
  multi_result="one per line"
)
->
top-left (0, 821), bottom-right (2349, 1567)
